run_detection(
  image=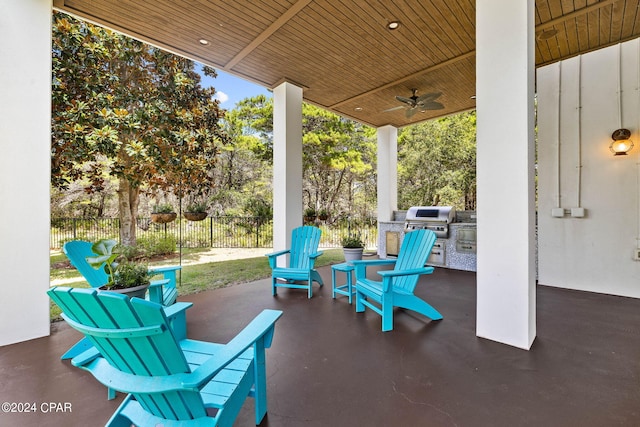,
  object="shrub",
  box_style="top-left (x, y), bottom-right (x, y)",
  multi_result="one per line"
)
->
top-left (137, 235), bottom-right (177, 257)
